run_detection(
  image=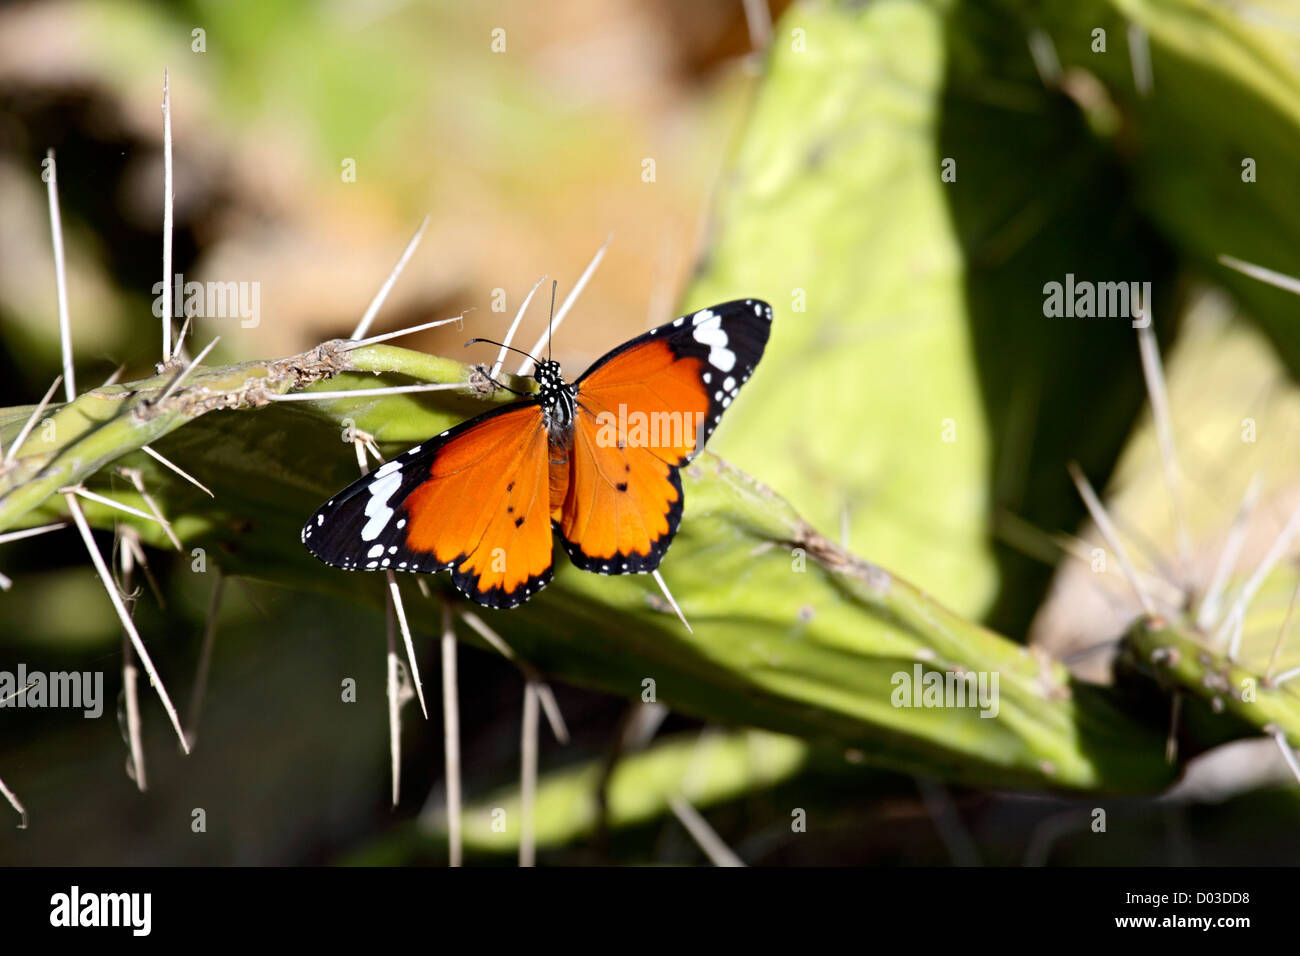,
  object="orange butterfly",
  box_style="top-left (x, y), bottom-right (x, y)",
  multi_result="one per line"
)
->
top-left (302, 299), bottom-right (772, 607)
